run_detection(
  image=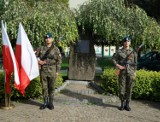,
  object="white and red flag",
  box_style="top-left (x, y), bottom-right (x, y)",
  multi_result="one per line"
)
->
top-left (15, 23), bottom-right (39, 95)
top-left (1, 21), bottom-right (20, 94)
